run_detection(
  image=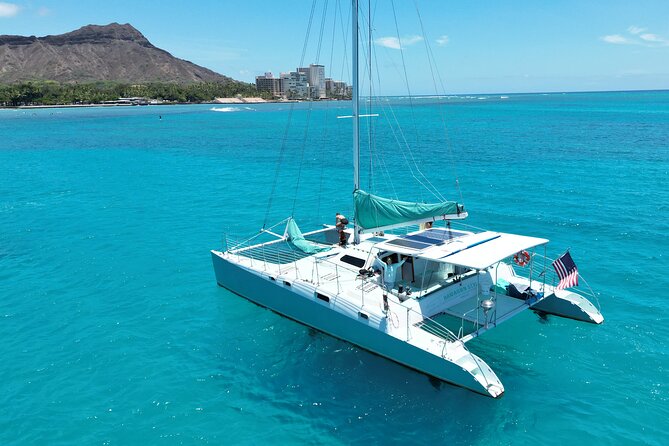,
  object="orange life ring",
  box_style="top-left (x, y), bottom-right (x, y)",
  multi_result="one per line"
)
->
top-left (514, 250), bottom-right (530, 267)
